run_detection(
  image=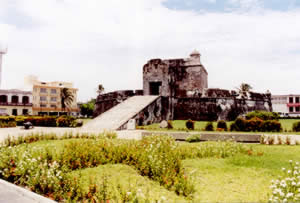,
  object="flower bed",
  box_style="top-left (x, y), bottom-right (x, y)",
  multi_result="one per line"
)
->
top-left (0, 133), bottom-right (255, 201)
